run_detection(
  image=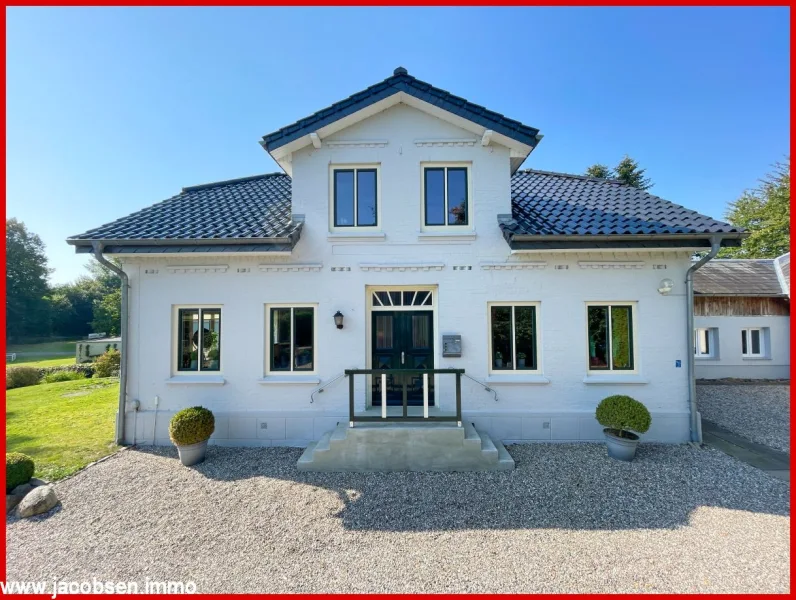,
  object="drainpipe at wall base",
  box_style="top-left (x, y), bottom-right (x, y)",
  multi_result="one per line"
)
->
top-left (685, 236), bottom-right (722, 443)
top-left (91, 242), bottom-right (130, 445)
